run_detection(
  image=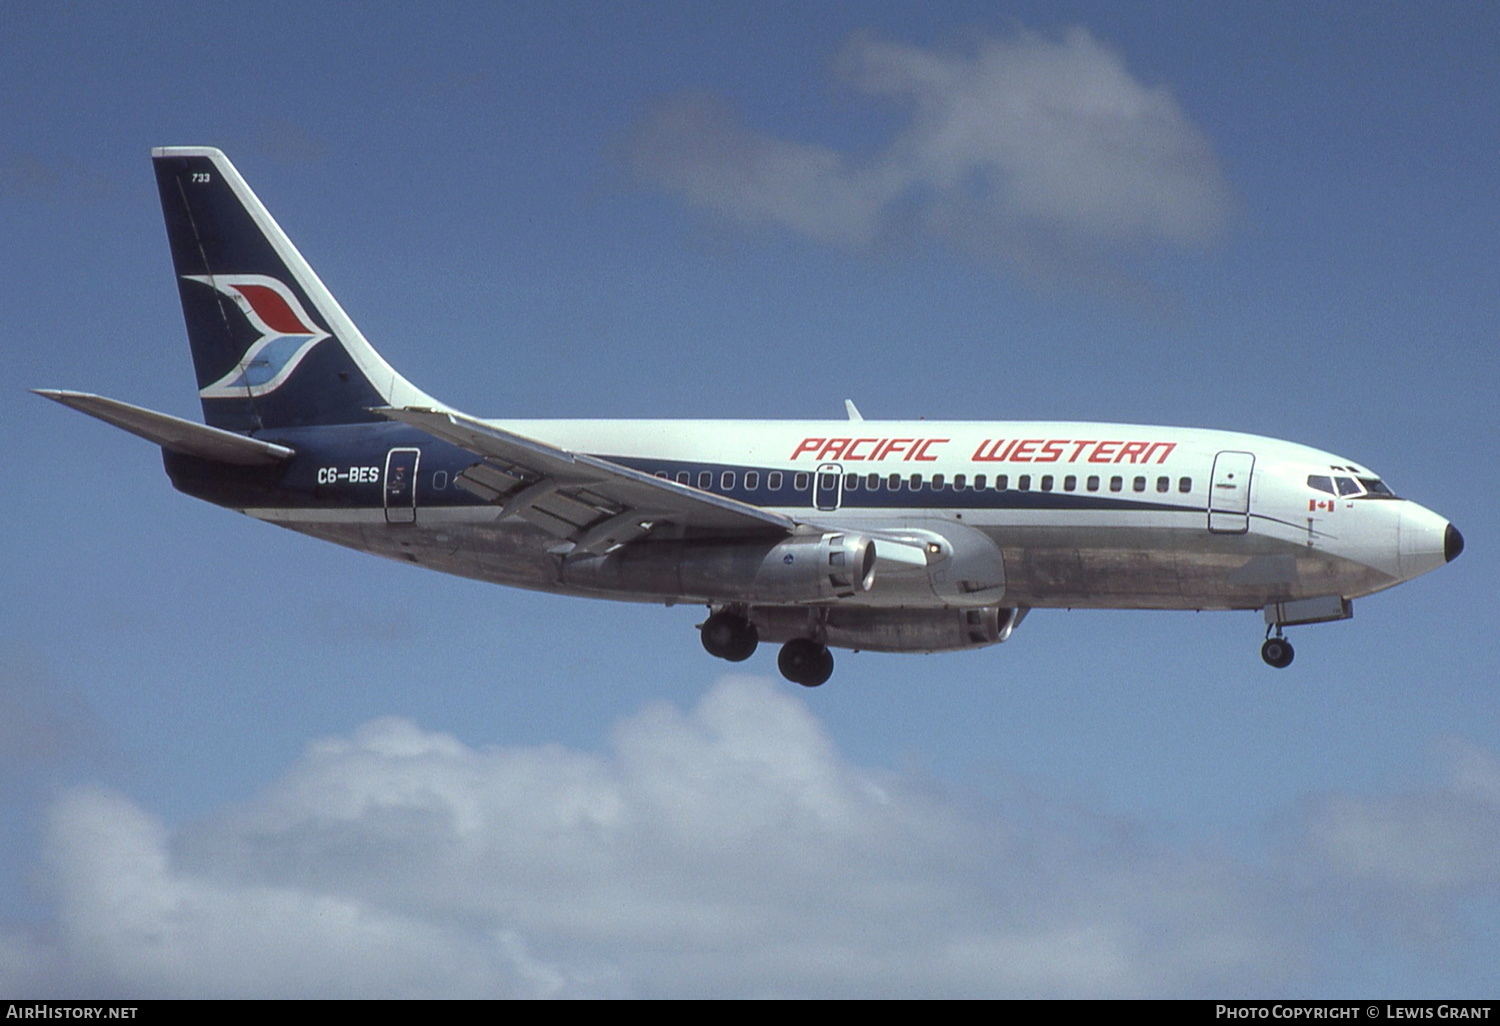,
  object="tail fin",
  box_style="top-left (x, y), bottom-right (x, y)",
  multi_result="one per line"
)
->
top-left (152, 147), bottom-right (439, 431)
